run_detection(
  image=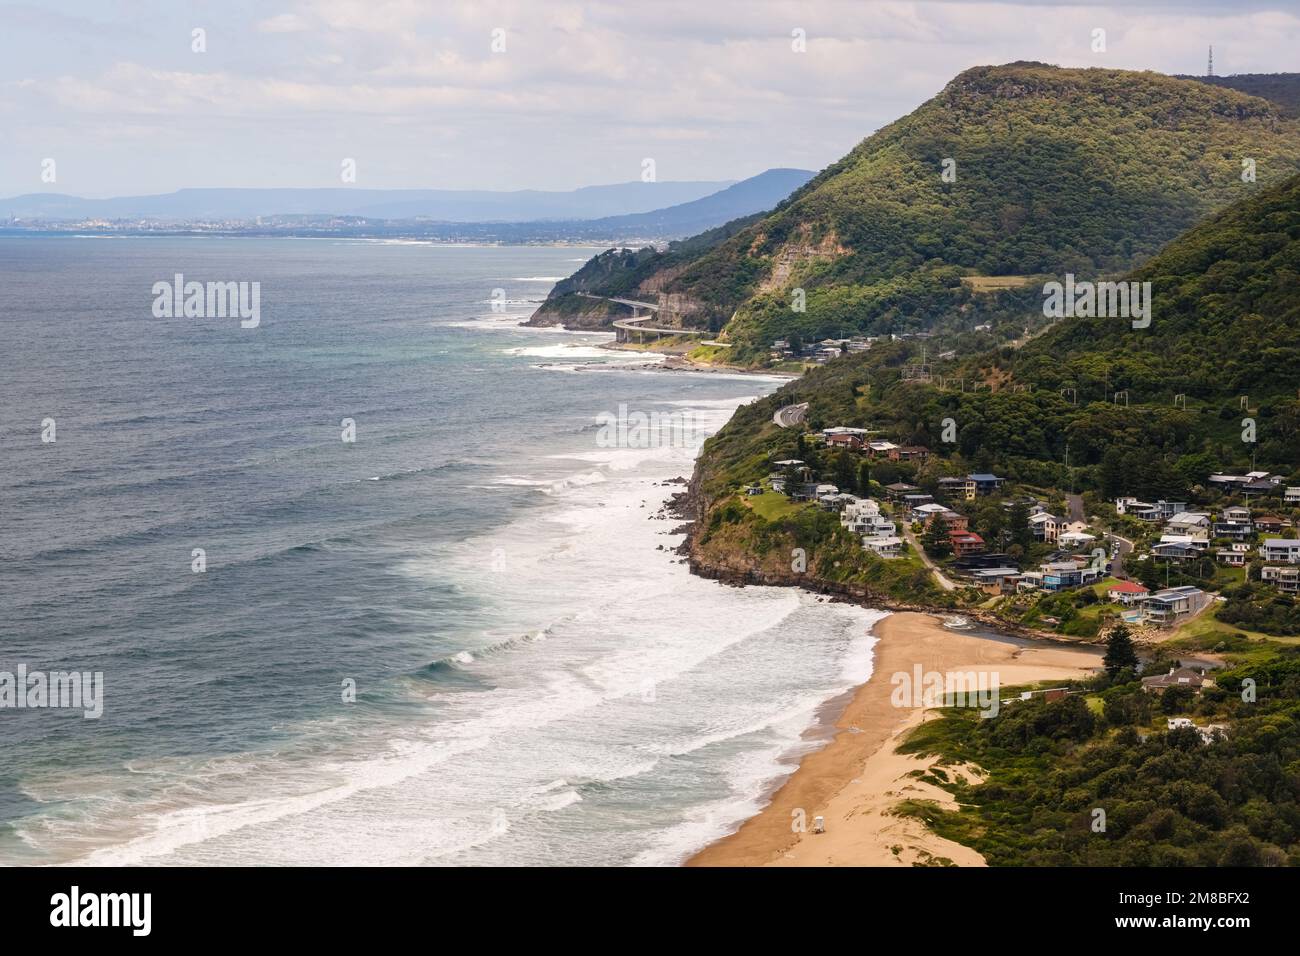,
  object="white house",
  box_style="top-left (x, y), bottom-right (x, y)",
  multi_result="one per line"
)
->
top-left (862, 534), bottom-right (903, 558)
top-left (1166, 512), bottom-right (1211, 537)
top-left (1262, 565), bottom-right (1300, 592)
top-left (1261, 539), bottom-right (1300, 564)
top-left (1028, 511), bottom-right (1061, 542)
top-left (1286, 487), bottom-right (1300, 505)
